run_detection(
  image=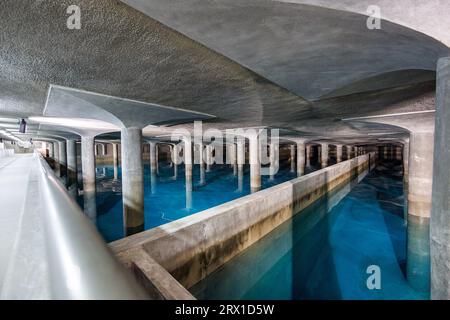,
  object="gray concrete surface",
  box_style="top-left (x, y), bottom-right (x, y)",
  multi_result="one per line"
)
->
top-left (121, 127), bottom-right (145, 236)
top-left (431, 57), bottom-right (450, 299)
top-left (0, 155), bottom-right (50, 299)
